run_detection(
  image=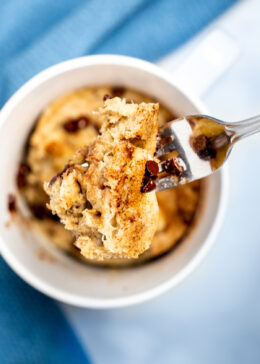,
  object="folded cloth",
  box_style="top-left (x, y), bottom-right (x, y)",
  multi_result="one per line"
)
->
top-left (0, 0), bottom-right (238, 363)
top-left (0, 258), bottom-right (90, 364)
top-left (0, 0), bottom-right (238, 106)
